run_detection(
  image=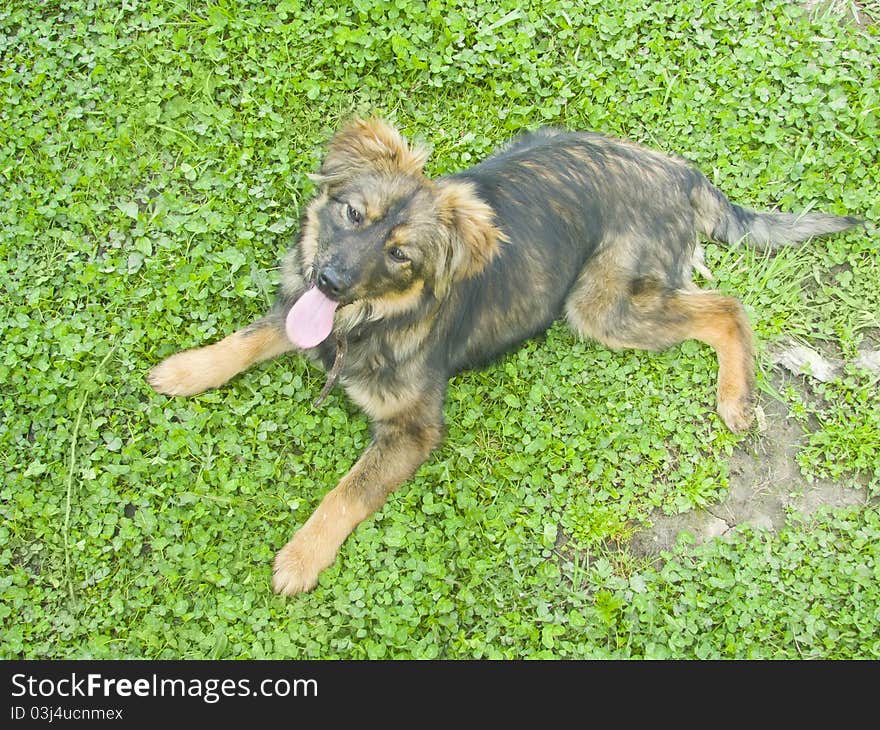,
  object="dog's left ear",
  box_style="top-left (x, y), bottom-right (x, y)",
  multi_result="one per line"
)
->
top-left (435, 179), bottom-right (504, 290)
top-left (311, 118), bottom-right (430, 187)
